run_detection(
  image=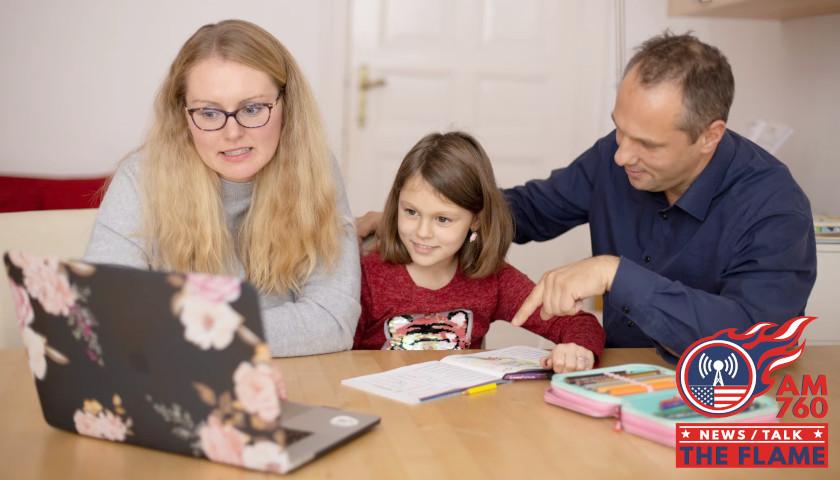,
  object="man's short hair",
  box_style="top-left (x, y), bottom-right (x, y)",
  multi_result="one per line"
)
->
top-left (624, 31), bottom-right (734, 142)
